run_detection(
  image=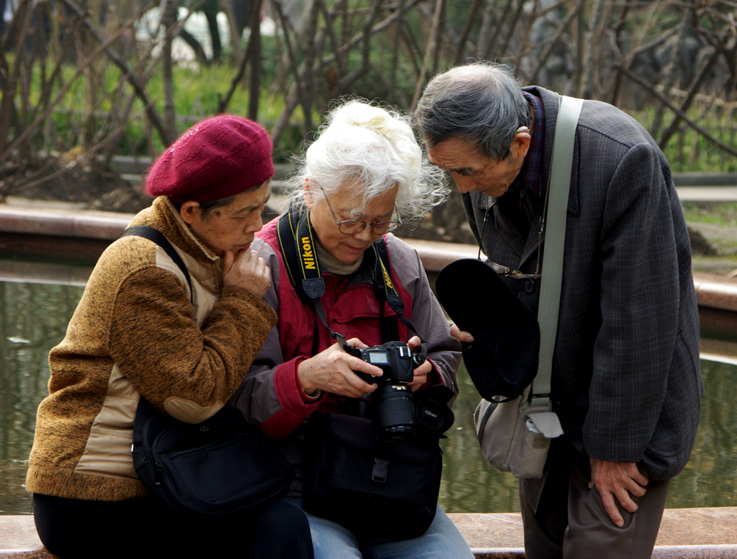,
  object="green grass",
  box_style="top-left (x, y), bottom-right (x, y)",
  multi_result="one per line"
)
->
top-left (8, 51), bottom-right (737, 171)
top-left (9, 53), bottom-right (314, 161)
top-left (682, 203), bottom-right (737, 227)
top-left (631, 108), bottom-right (737, 174)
